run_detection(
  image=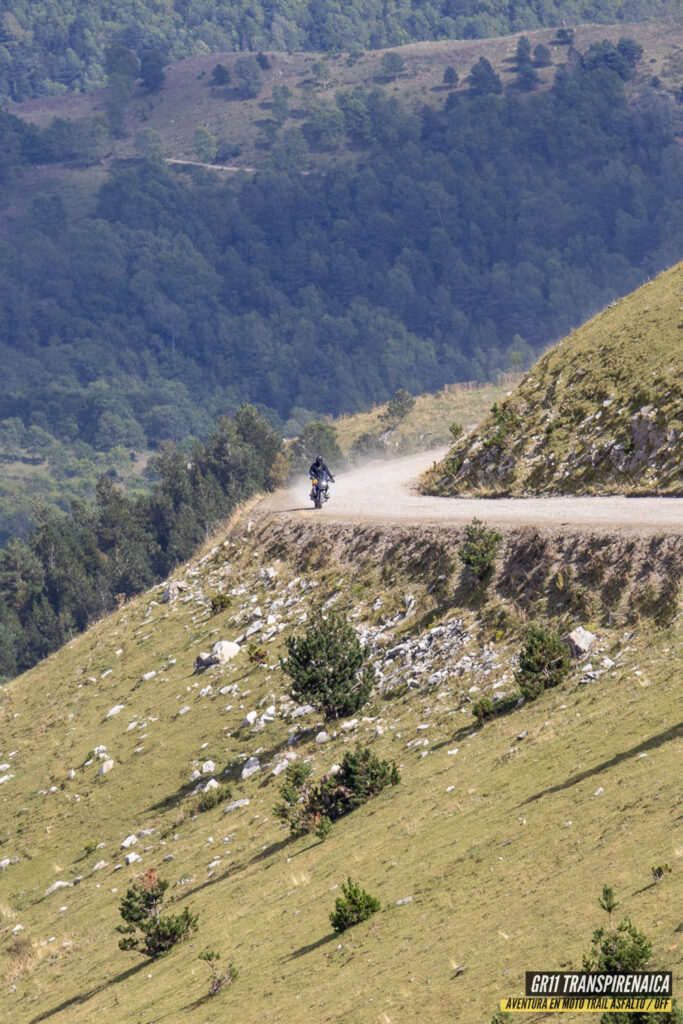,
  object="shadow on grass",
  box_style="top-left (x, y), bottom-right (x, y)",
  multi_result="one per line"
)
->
top-left (521, 721), bottom-right (683, 805)
top-left (285, 930), bottom-right (338, 960)
top-left (28, 960), bottom-right (148, 1023)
